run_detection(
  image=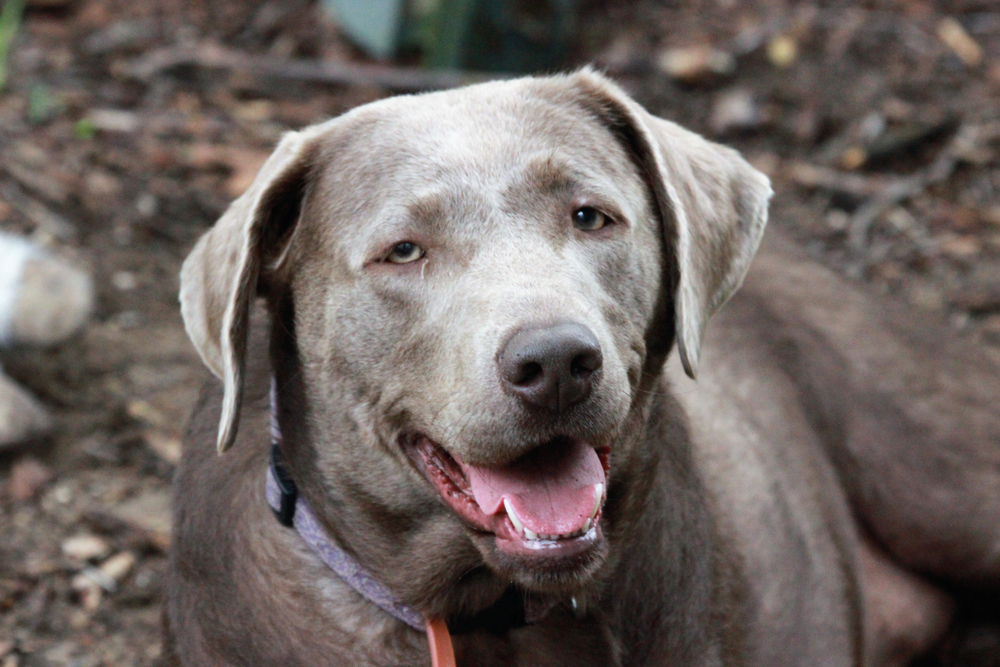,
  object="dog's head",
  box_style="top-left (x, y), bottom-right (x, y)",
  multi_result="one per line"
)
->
top-left (179, 69), bottom-right (770, 610)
